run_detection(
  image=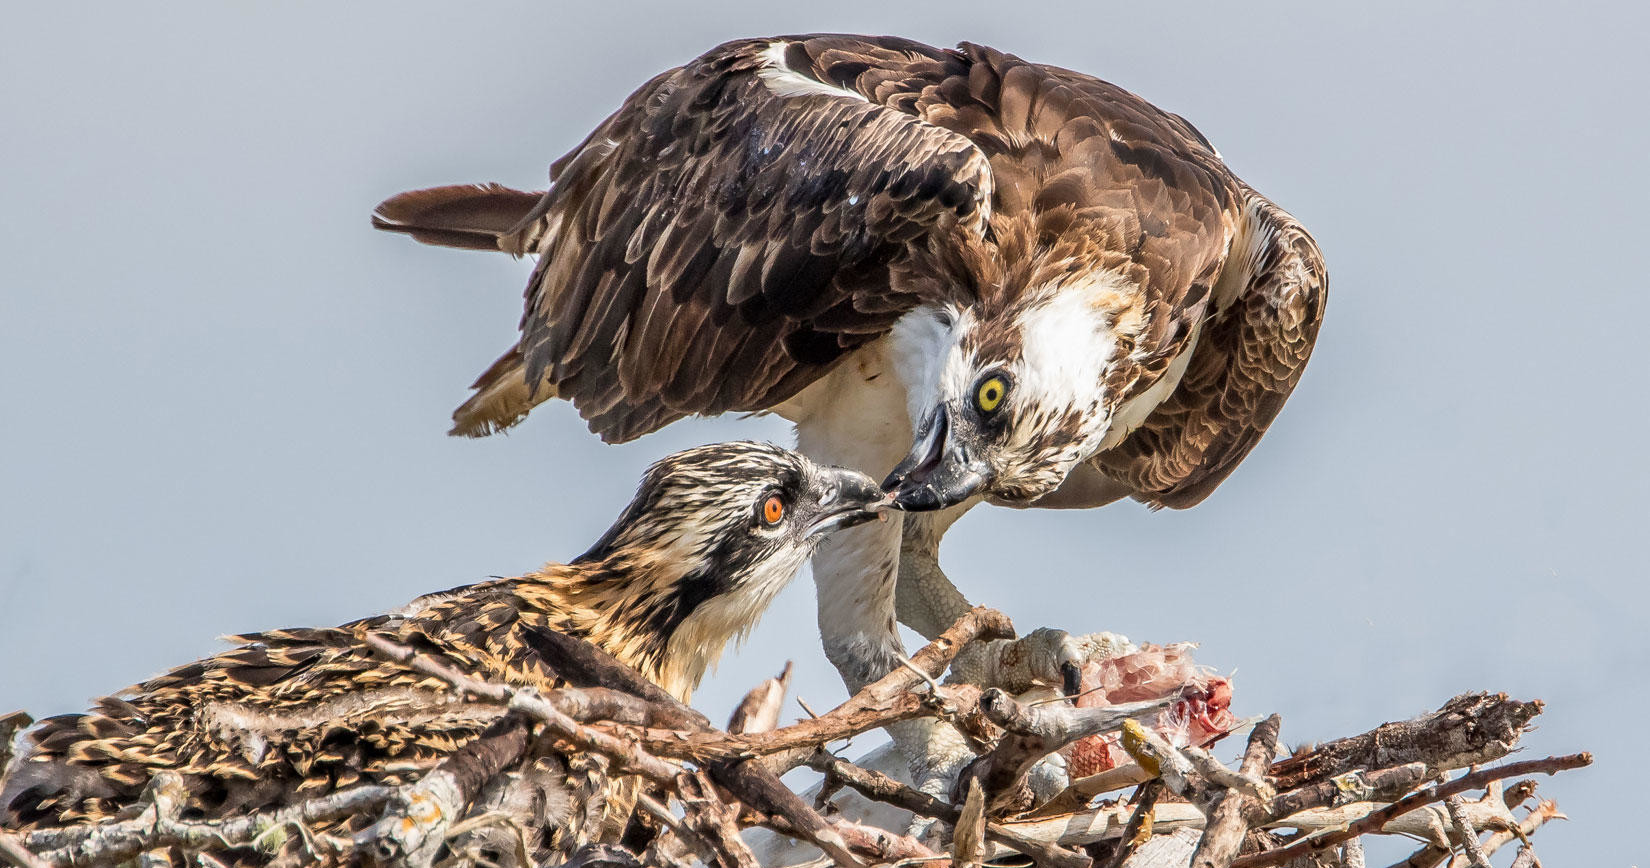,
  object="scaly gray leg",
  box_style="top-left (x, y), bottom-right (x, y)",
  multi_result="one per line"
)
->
top-left (896, 462), bottom-right (1136, 695)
